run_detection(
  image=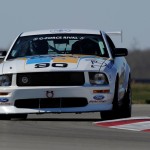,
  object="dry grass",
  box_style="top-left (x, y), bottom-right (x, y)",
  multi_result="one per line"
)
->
top-left (131, 83), bottom-right (150, 104)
